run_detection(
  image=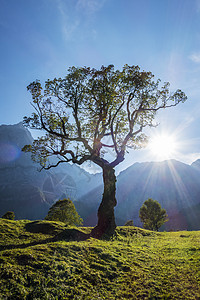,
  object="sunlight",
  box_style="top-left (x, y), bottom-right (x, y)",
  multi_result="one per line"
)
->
top-left (148, 133), bottom-right (177, 160)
